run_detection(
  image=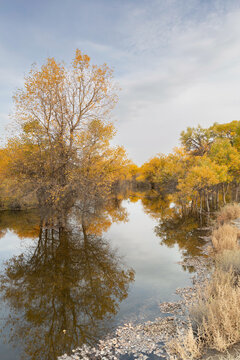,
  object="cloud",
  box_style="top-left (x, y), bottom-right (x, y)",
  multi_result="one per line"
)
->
top-left (112, 3), bottom-right (240, 164)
